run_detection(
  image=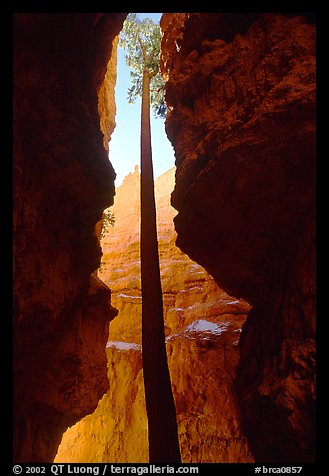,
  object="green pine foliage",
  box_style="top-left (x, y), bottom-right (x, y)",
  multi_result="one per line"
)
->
top-left (100, 208), bottom-right (115, 238)
top-left (119, 13), bottom-right (166, 118)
